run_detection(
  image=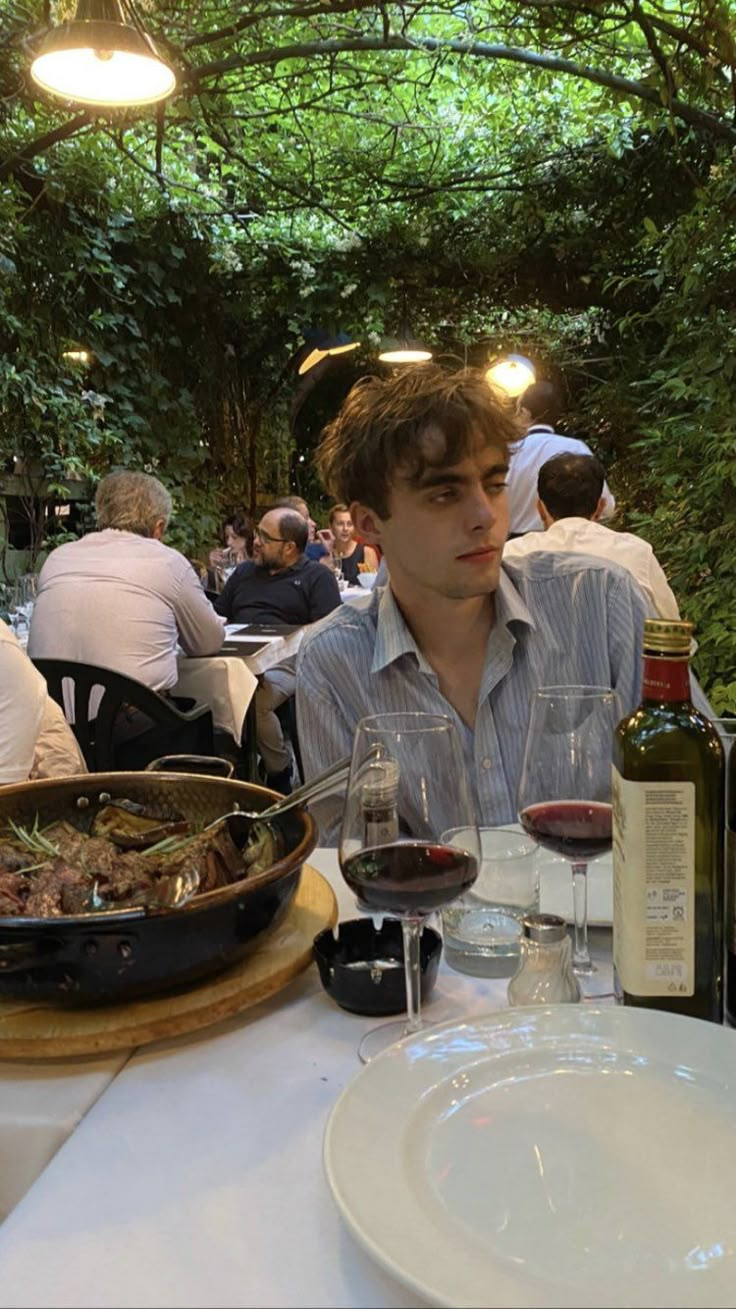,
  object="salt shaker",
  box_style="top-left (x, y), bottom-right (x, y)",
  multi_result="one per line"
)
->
top-left (507, 913), bottom-right (581, 1006)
